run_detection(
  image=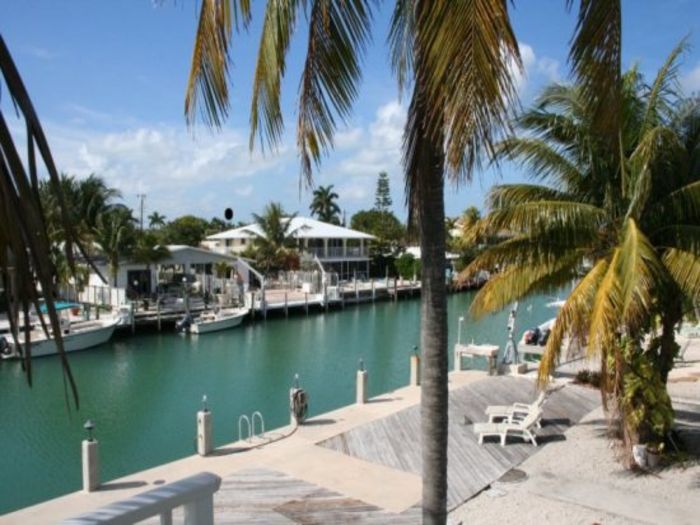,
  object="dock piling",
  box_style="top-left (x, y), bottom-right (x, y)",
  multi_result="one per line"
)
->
top-left (410, 349), bottom-right (421, 386)
top-left (284, 292), bottom-right (288, 318)
top-left (197, 395), bottom-right (213, 456)
top-left (81, 420), bottom-right (99, 492)
top-left (305, 293), bottom-right (309, 315)
top-left (356, 359), bottom-right (368, 404)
